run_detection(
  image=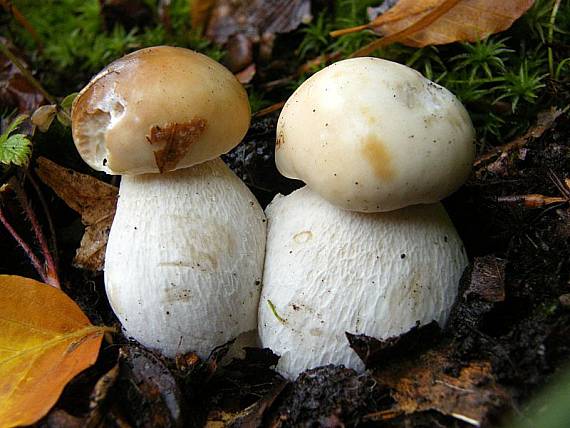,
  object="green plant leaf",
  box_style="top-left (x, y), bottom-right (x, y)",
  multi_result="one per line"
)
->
top-left (0, 115), bottom-right (32, 167)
